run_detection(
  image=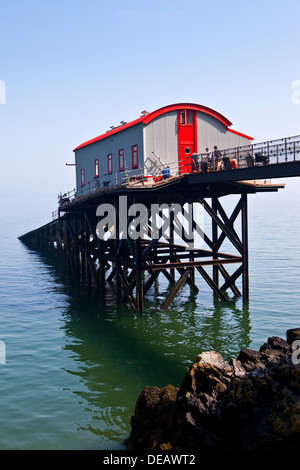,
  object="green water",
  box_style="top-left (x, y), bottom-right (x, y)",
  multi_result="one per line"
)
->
top-left (0, 183), bottom-right (299, 449)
